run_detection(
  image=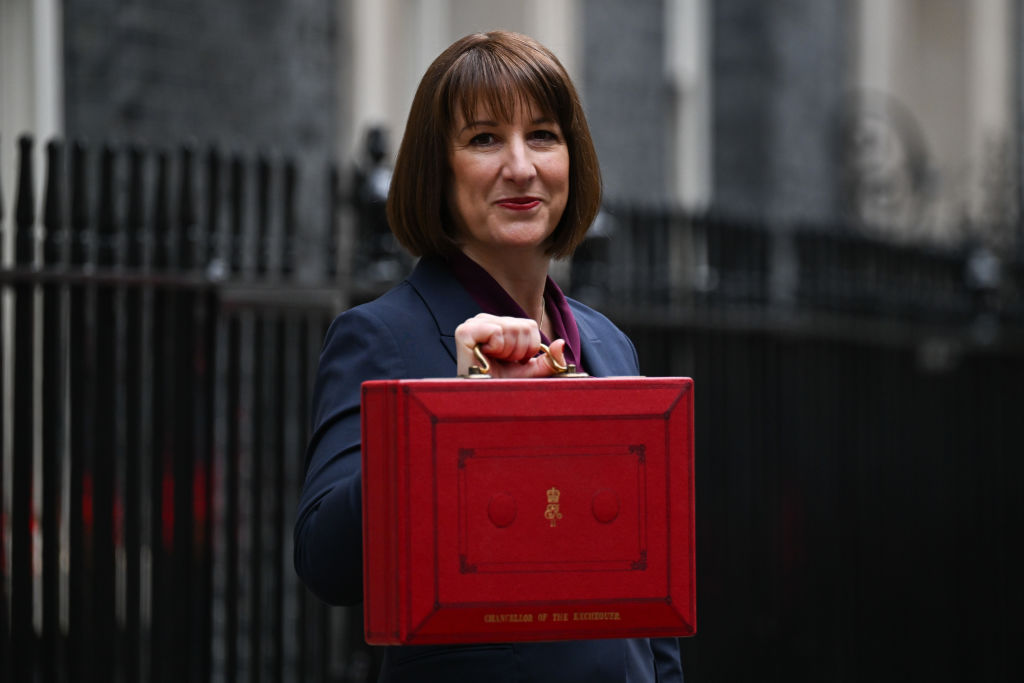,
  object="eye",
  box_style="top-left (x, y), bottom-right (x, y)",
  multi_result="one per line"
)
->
top-left (469, 133), bottom-right (497, 147)
top-left (529, 129), bottom-right (561, 145)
